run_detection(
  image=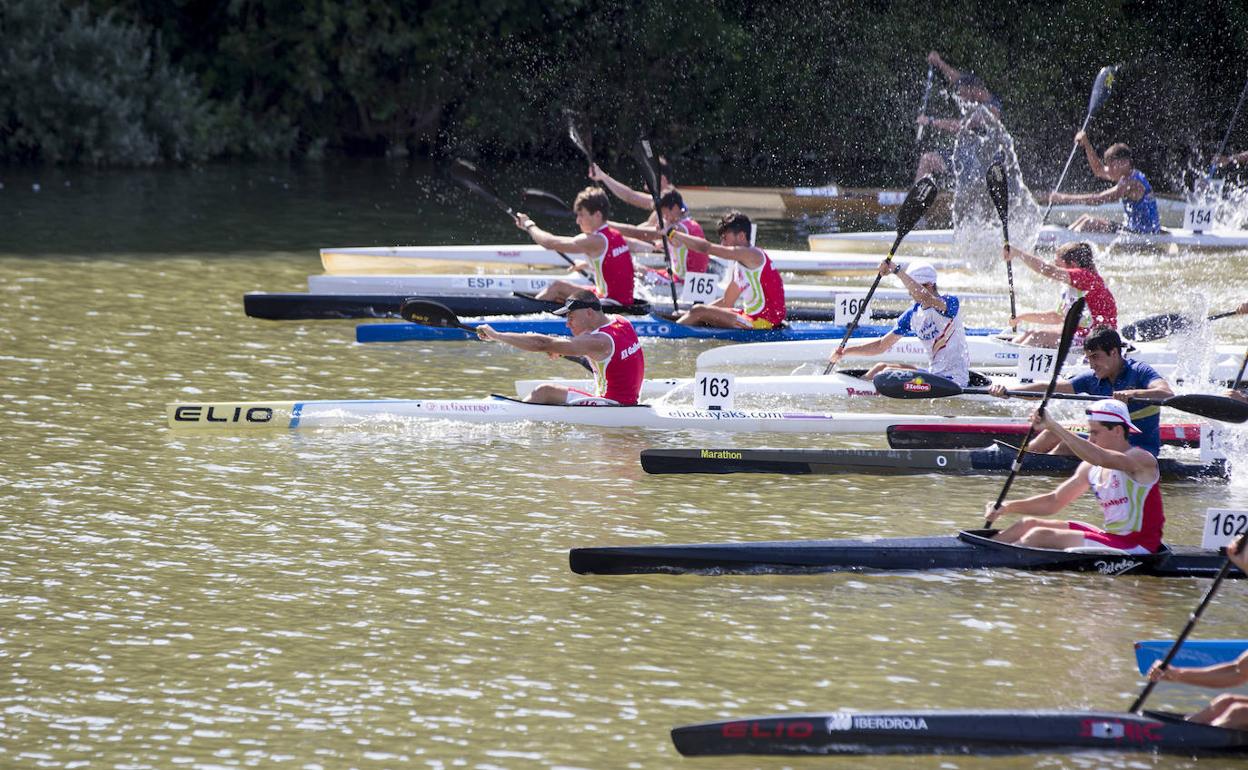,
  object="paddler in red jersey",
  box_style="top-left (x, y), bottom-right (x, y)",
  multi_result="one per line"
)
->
top-left (1003, 241), bottom-right (1117, 347)
top-left (984, 400), bottom-right (1164, 553)
top-left (665, 211), bottom-right (786, 329)
top-left (1147, 534), bottom-right (1248, 729)
top-left (515, 187), bottom-right (636, 307)
top-left (610, 189), bottom-right (710, 284)
top-left (473, 290), bottom-right (644, 406)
